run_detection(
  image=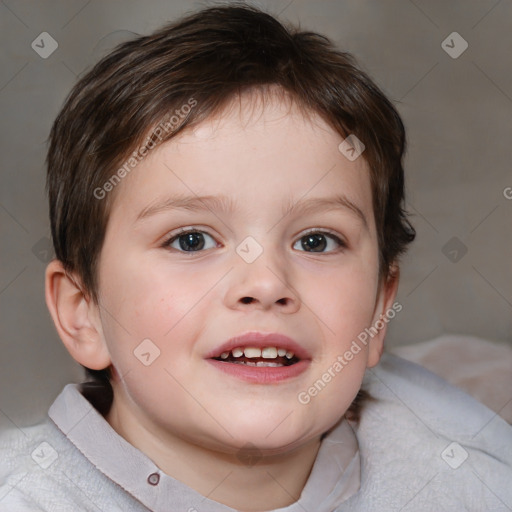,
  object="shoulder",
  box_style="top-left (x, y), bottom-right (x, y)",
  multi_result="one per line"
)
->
top-left (364, 352), bottom-right (512, 440)
top-left (343, 353), bottom-right (512, 510)
top-left (0, 421), bottom-right (59, 511)
top-left (0, 391), bottom-right (144, 512)
top-left (0, 420), bottom-right (59, 472)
